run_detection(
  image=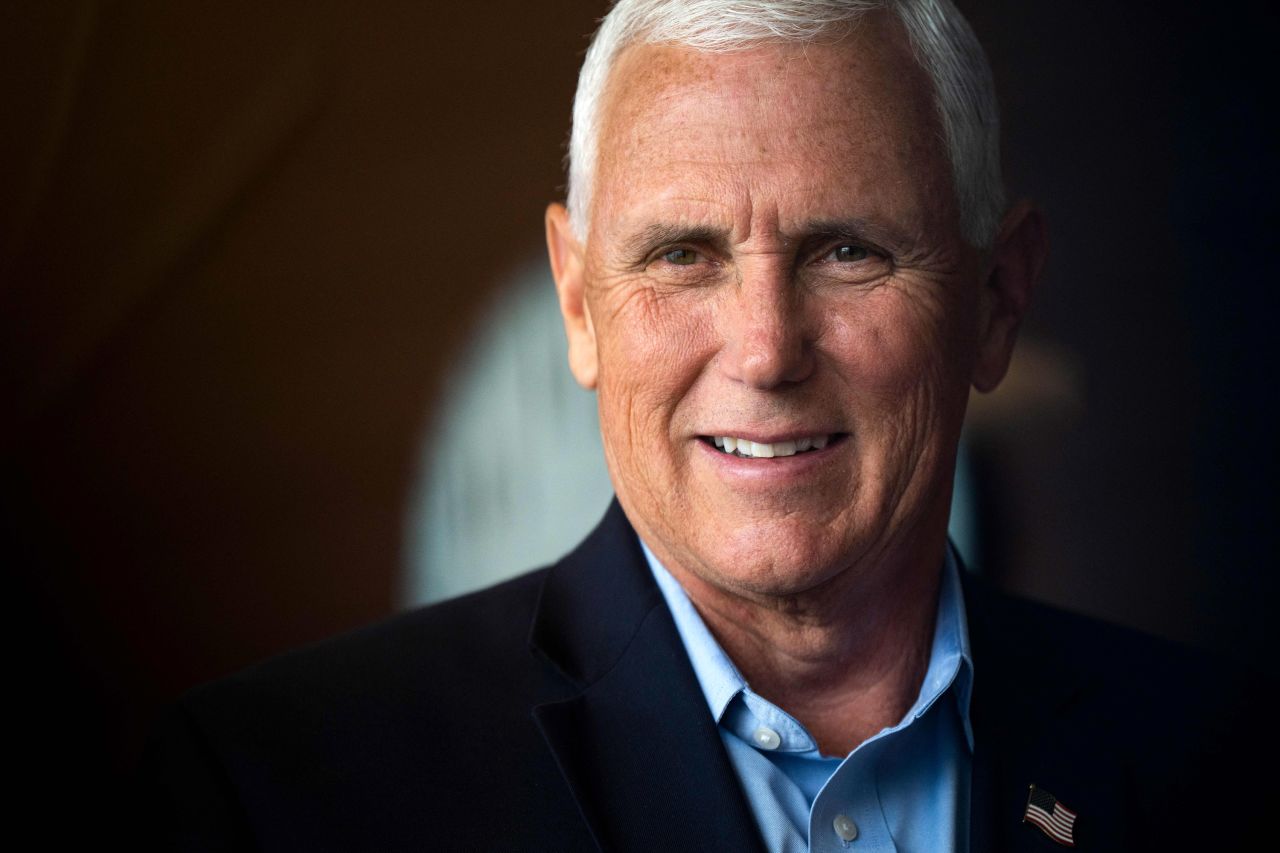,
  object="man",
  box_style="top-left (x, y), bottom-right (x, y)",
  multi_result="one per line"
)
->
top-left (146, 1), bottom-right (1265, 850)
